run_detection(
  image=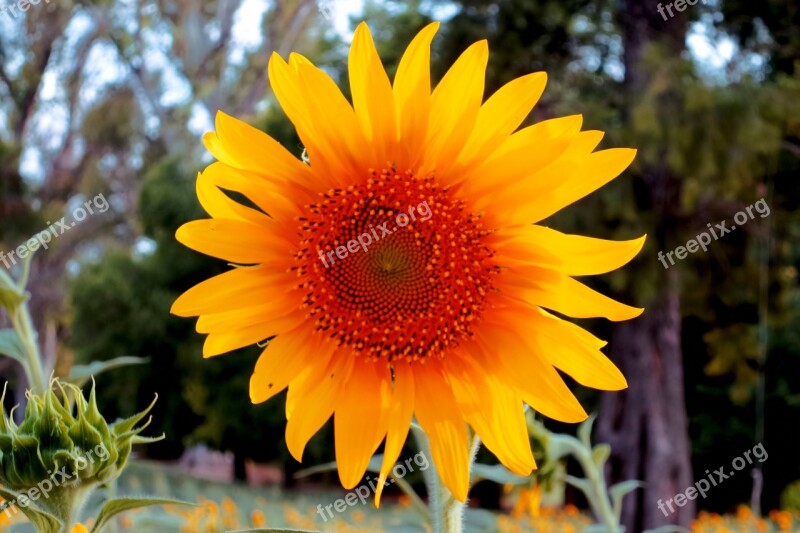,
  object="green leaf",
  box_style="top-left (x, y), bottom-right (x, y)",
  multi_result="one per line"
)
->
top-left (0, 485), bottom-right (63, 533)
top-left (470, 463), bottom-right (529, 487)
top-left (0, 268), bottom-right (26, 315)
top-left (578, 414), bottom-right (597, 449)
top-left (0, 328), bottom-right (27, 365)
top-left (610, 480), bottom-right (645, 520)
top-left (65, 356), bottom-right (148, 388)
top-left (90, 496), bottom-right (195, 533)
top-left (592, 443), bottom-right (612, 468)
top-left (564, 474), bottom-right (593, 496)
